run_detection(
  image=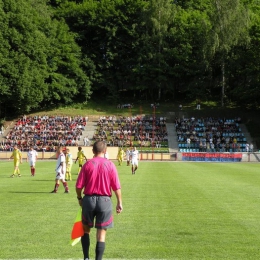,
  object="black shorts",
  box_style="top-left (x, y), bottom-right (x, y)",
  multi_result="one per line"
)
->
top-left (82, 195), bottom-right (113, 229)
